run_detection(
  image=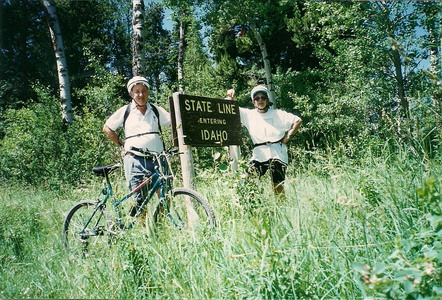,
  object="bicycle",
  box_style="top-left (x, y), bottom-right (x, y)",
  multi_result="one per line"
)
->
top-left (62, 148), bottom-right (216, 256)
